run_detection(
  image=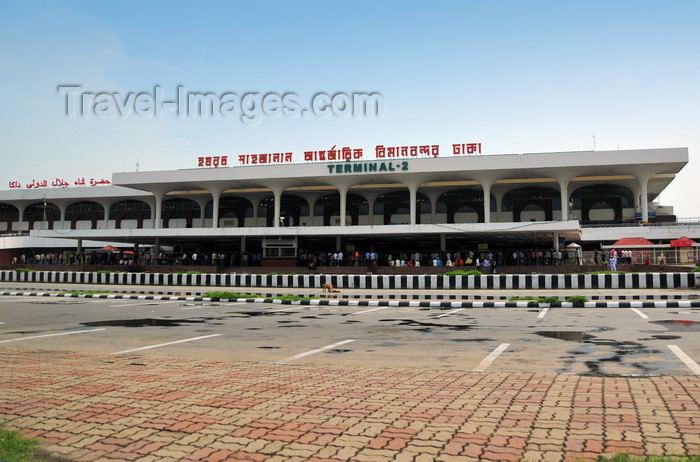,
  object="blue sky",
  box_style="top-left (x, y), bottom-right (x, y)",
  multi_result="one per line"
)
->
top-left (1, 0), bottom-right (699, 216)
